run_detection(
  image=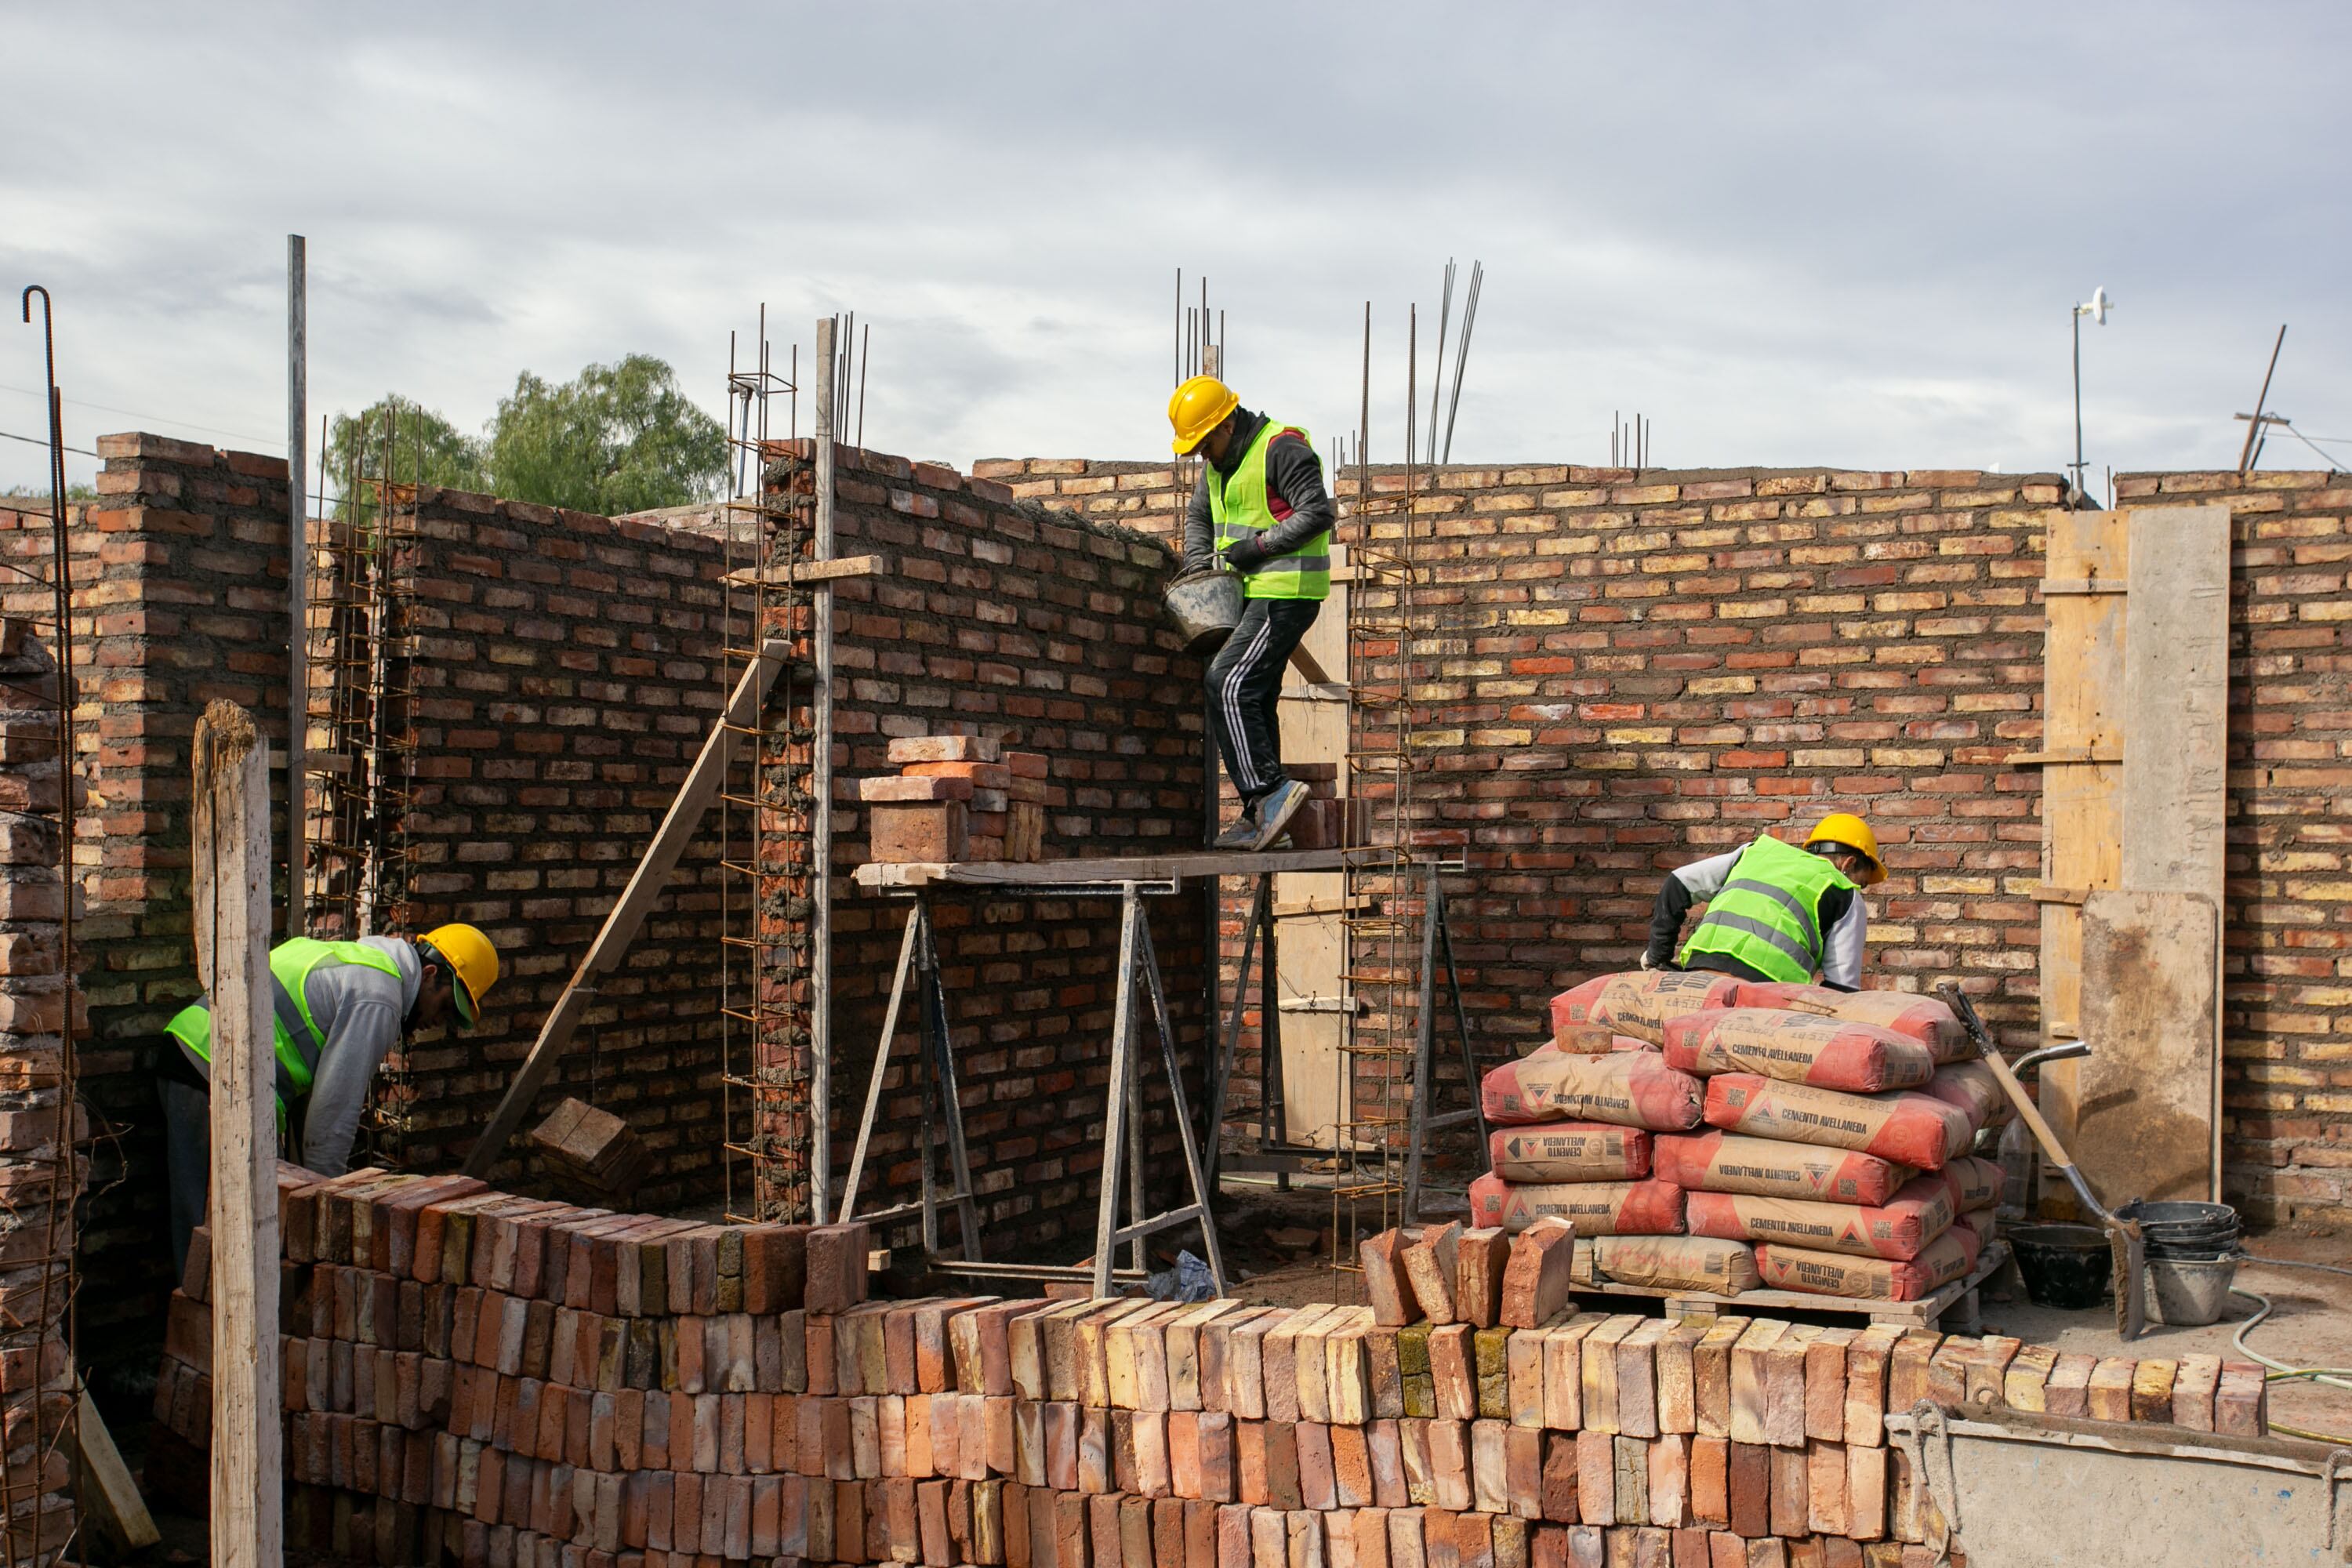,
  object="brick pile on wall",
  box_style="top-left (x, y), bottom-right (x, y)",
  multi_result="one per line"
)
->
top-left (759, 441), bottom-right (1211, 1251)
top-left (0, 616), bottom-right (83, 1564)
top-left (148, 1166), bottom-right (2268, 1568)
top-left (982, 456), bottom-right (2352, 1225)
